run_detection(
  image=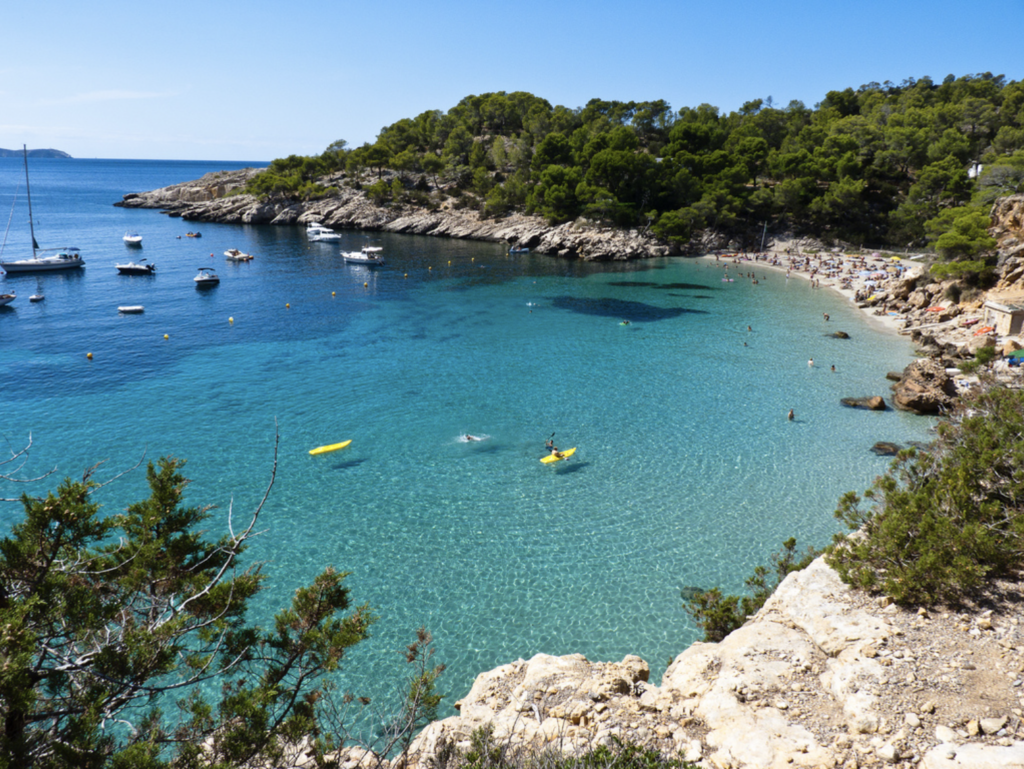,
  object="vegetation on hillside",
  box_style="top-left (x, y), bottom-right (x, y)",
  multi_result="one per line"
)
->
top-left (828, 384), bottom-right (1024, 605)
top-left (247, 75), bottom-right (1023, 267)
